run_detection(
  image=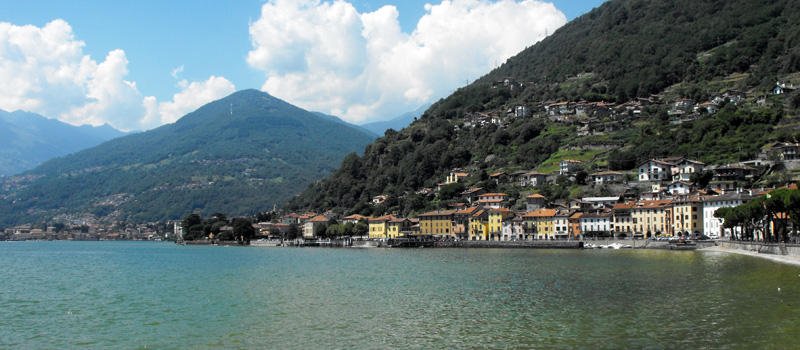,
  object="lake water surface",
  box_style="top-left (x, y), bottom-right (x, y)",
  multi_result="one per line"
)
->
top-left (1, 241), bottom-right (799, 349)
